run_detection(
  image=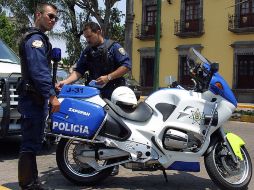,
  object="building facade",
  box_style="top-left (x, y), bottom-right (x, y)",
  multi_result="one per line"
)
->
top-left (132, 0), bottom-right (254, 103)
